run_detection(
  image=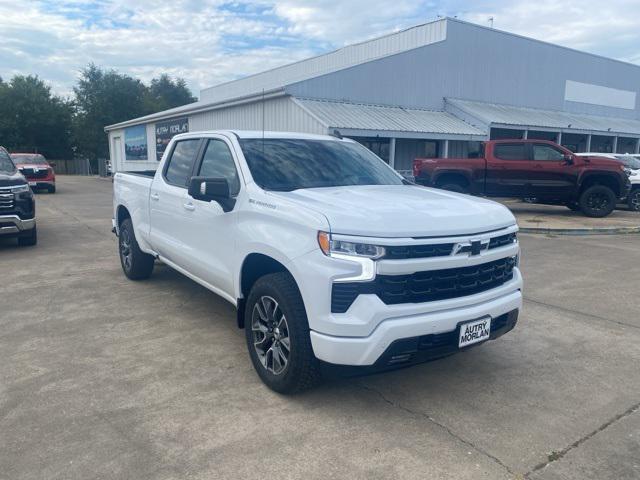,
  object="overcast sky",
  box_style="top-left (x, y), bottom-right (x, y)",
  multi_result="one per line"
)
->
top-left (1, 0), bottom-right (639, 98)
